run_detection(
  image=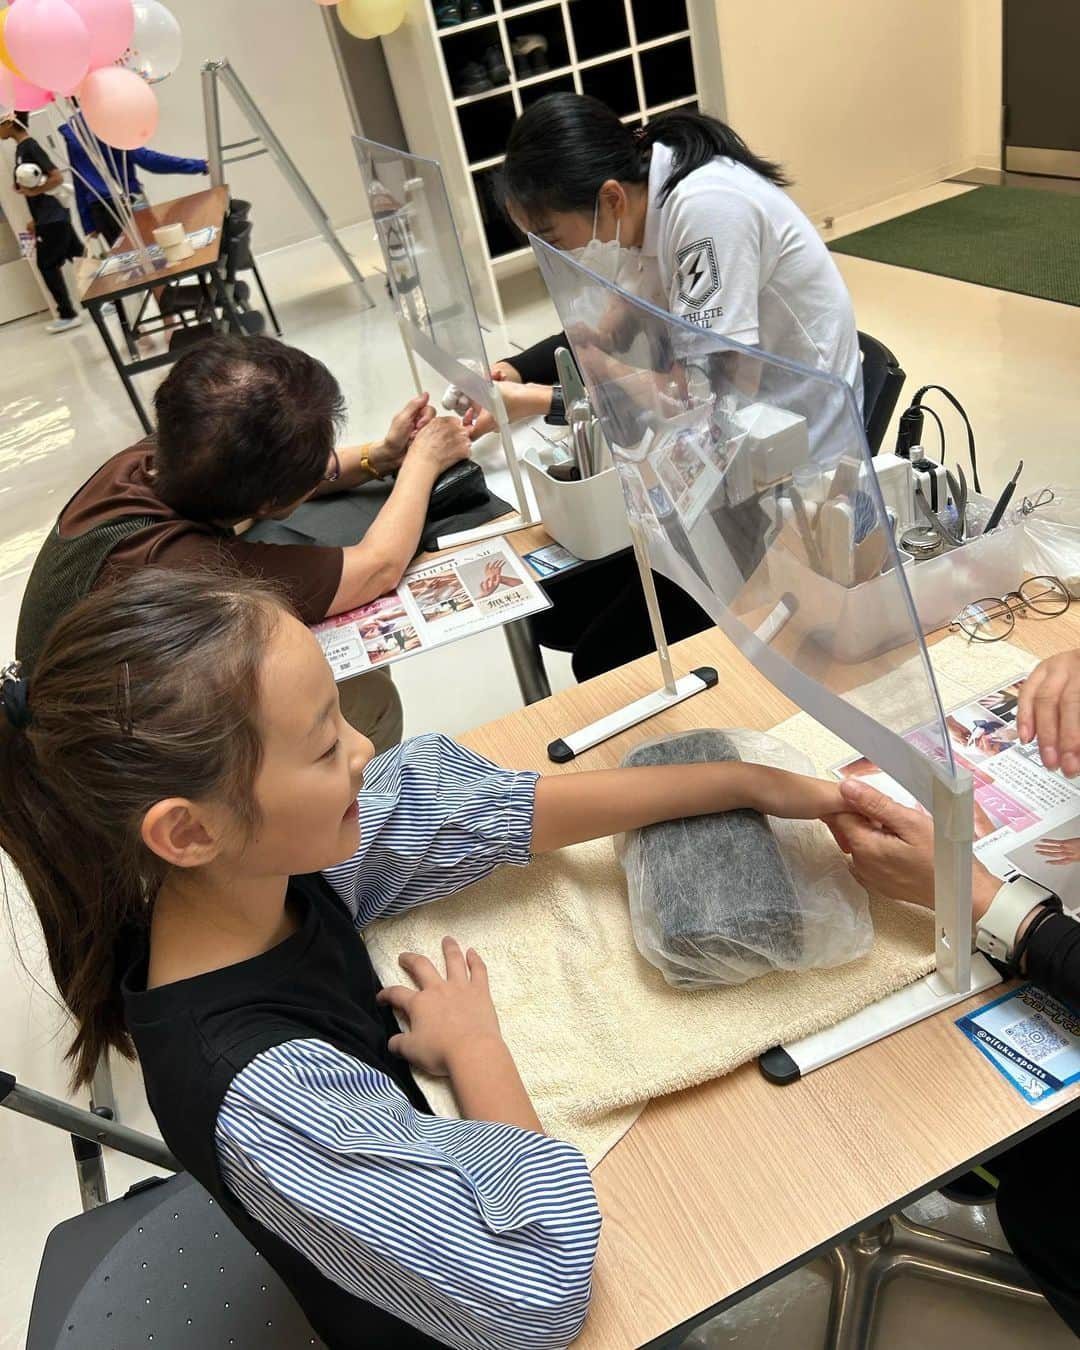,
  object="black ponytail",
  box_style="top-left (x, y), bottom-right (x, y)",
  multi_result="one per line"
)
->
top-left (502, 93), bottom-right (790, 222)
